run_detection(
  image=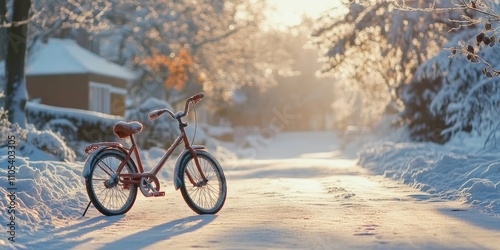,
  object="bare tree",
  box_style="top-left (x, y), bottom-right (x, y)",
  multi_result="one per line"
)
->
top-left (0, 0), bottom-right (7, 61)
top-left (97, 0), bottom-right (293, 118)
top-left (311, 0), bottom-right (459, 127)
top-left (4, 0), bottom-right (31, 128)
